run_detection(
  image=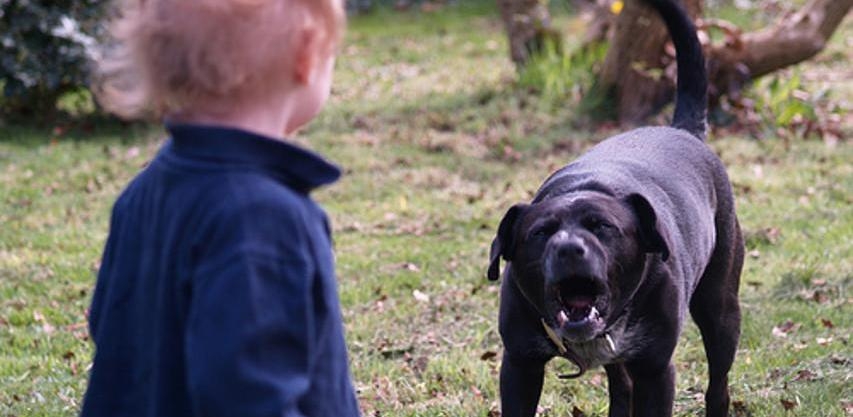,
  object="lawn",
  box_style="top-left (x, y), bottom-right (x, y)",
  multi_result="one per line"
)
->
top-left (1, 2), bottom-right (851, 416)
